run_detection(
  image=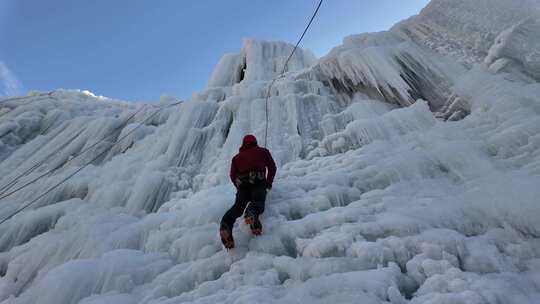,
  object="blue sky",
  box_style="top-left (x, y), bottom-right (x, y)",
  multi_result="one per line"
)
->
top-left (0, 0), bottom-right (430, 102)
